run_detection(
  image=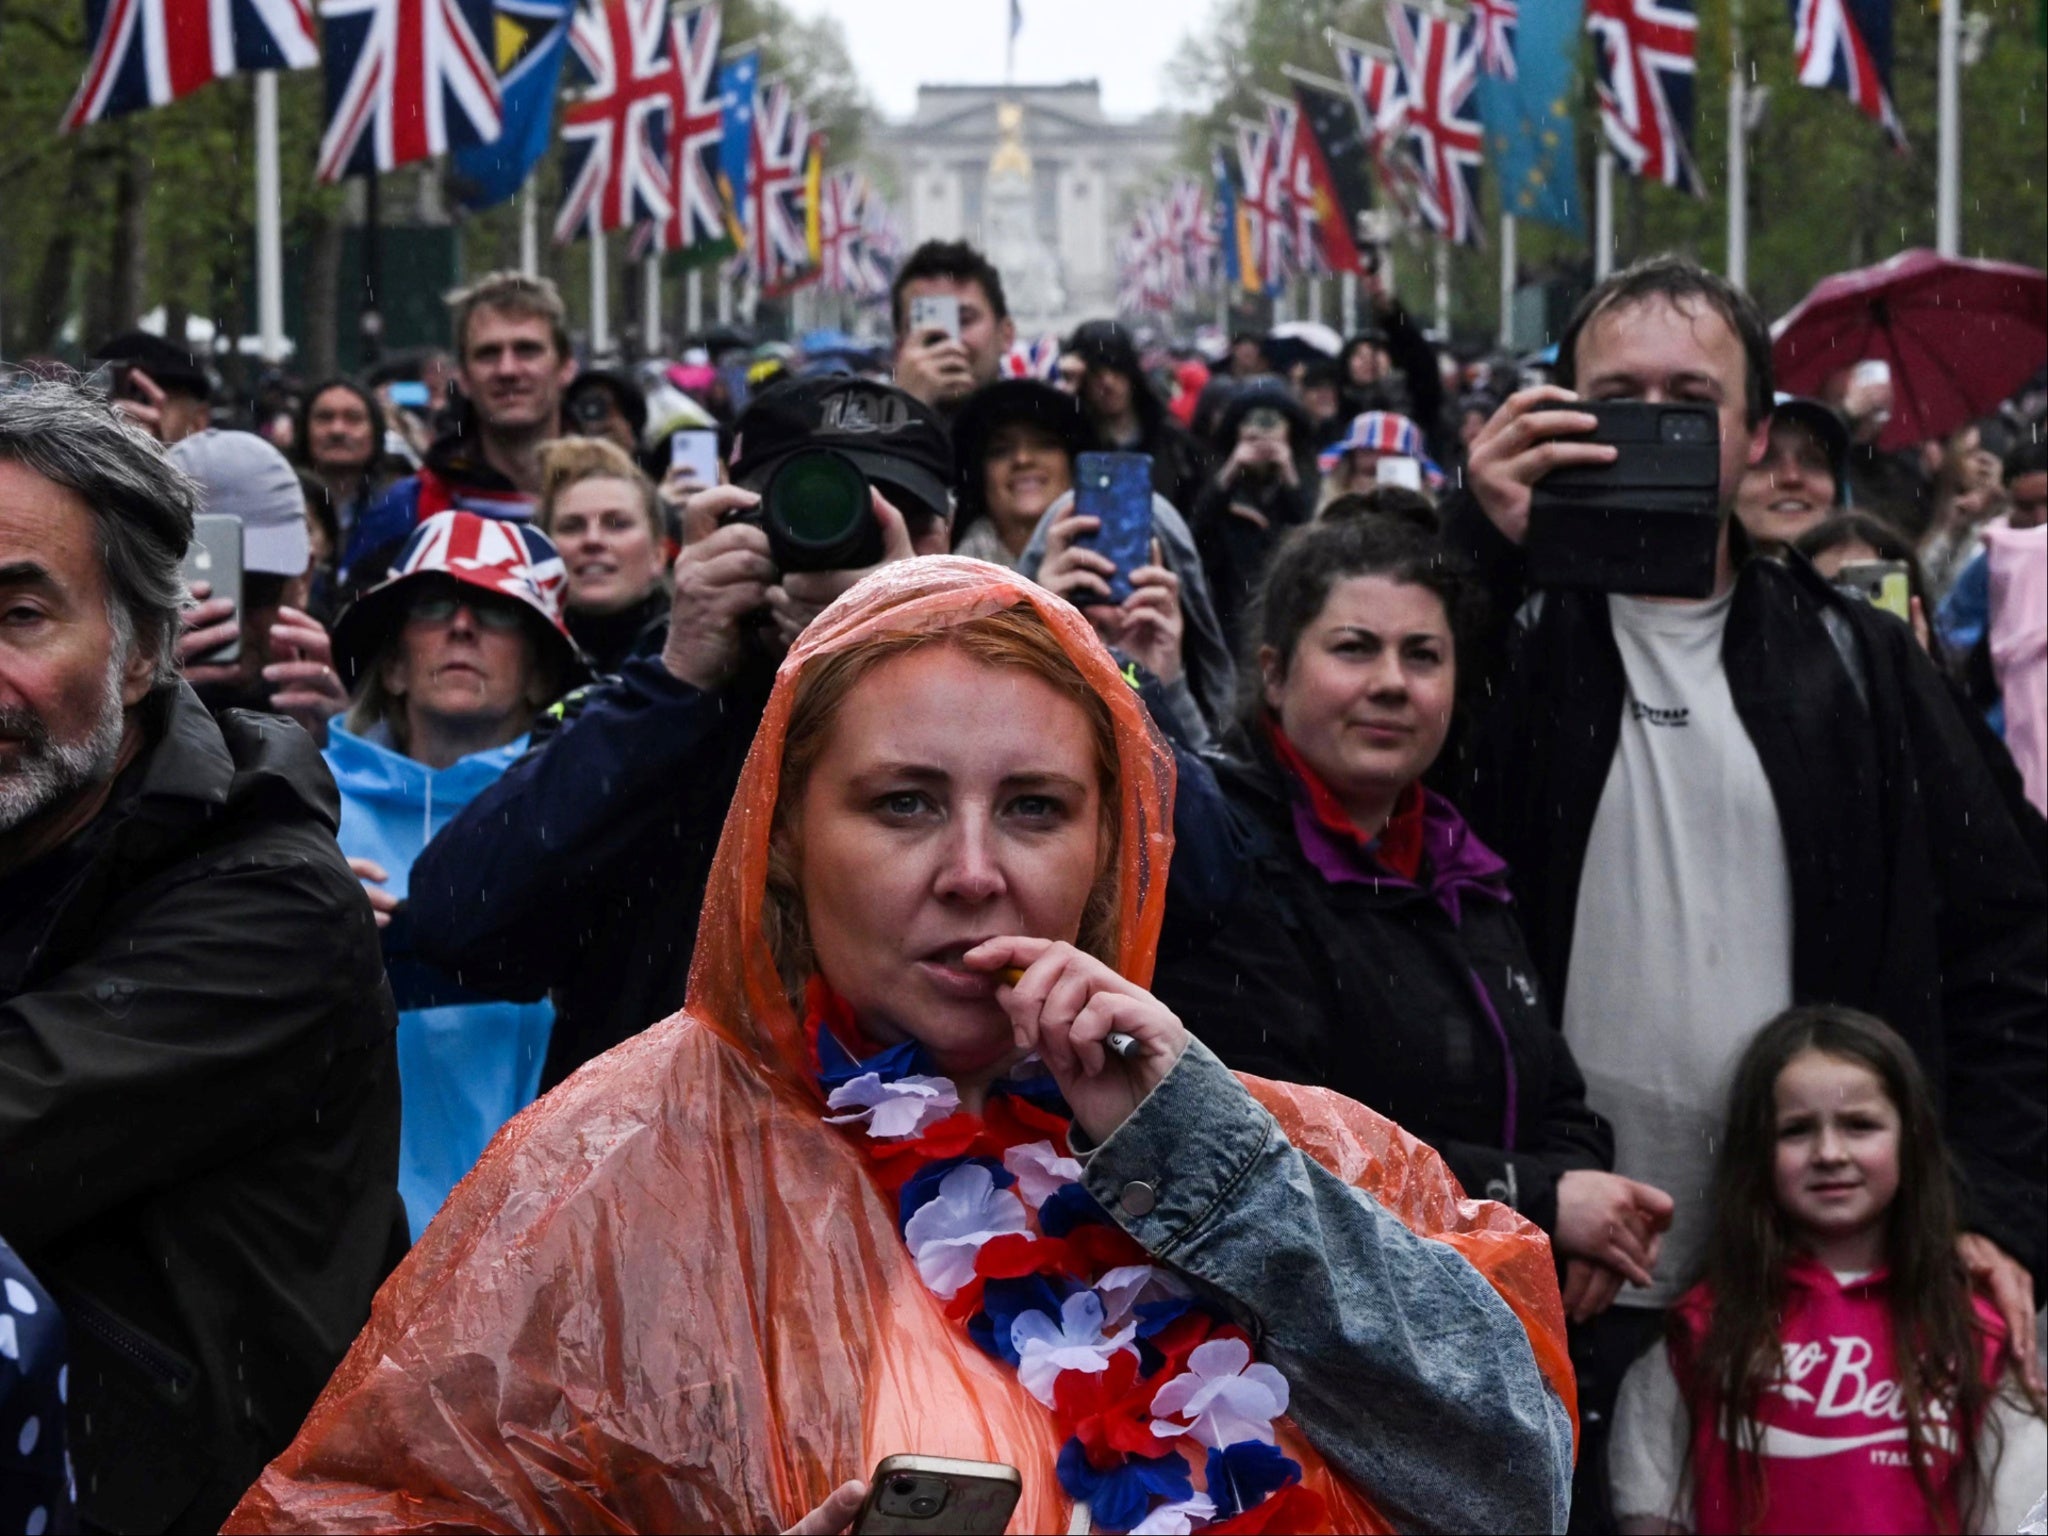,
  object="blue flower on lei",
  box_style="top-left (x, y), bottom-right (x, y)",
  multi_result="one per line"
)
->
top-left (1055, 1440), bottom-right (1193, 1532)
top-left (816, 1029), bottom-right (930, 1093)
top-left (895, 1156), bottom-right (1012, 1234)
top-left (967, 1274), bottom-right (1072, 1364)
top-left (1203, 1441), bottom-right (1303, 1521)
top-left (1039, 1181), bottom-right (1114, 1237)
